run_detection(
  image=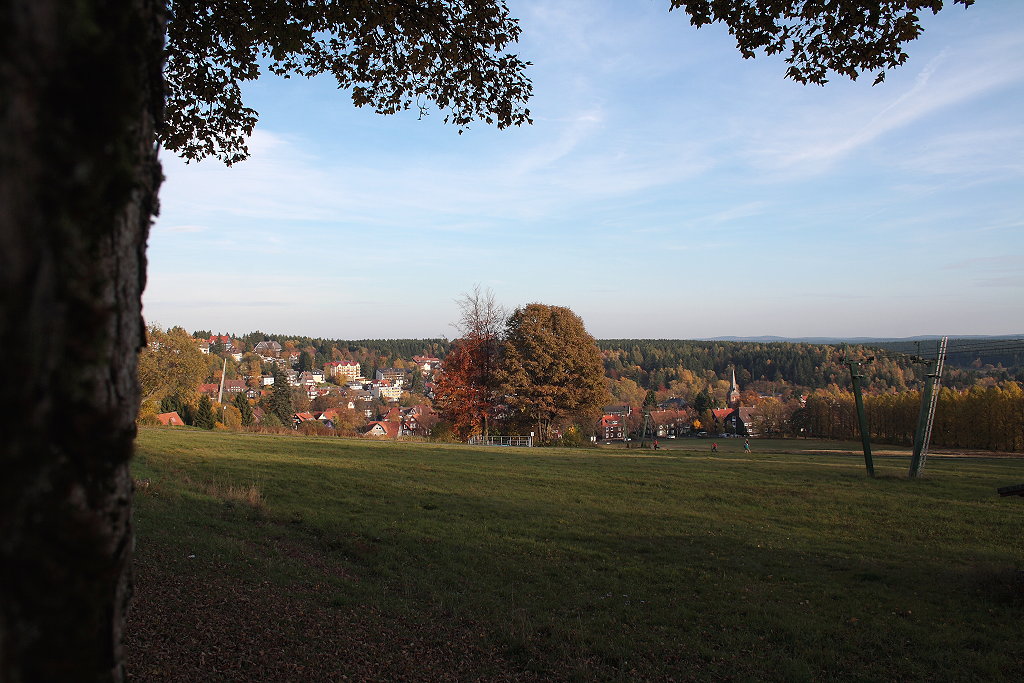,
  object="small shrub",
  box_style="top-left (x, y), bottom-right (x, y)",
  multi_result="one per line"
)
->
top-left (430, 421), bottom-right (457, 443)
top-left (298, 420), bottom-right (329, 436)
top-left (189, 477), bottom-right (267, 511)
